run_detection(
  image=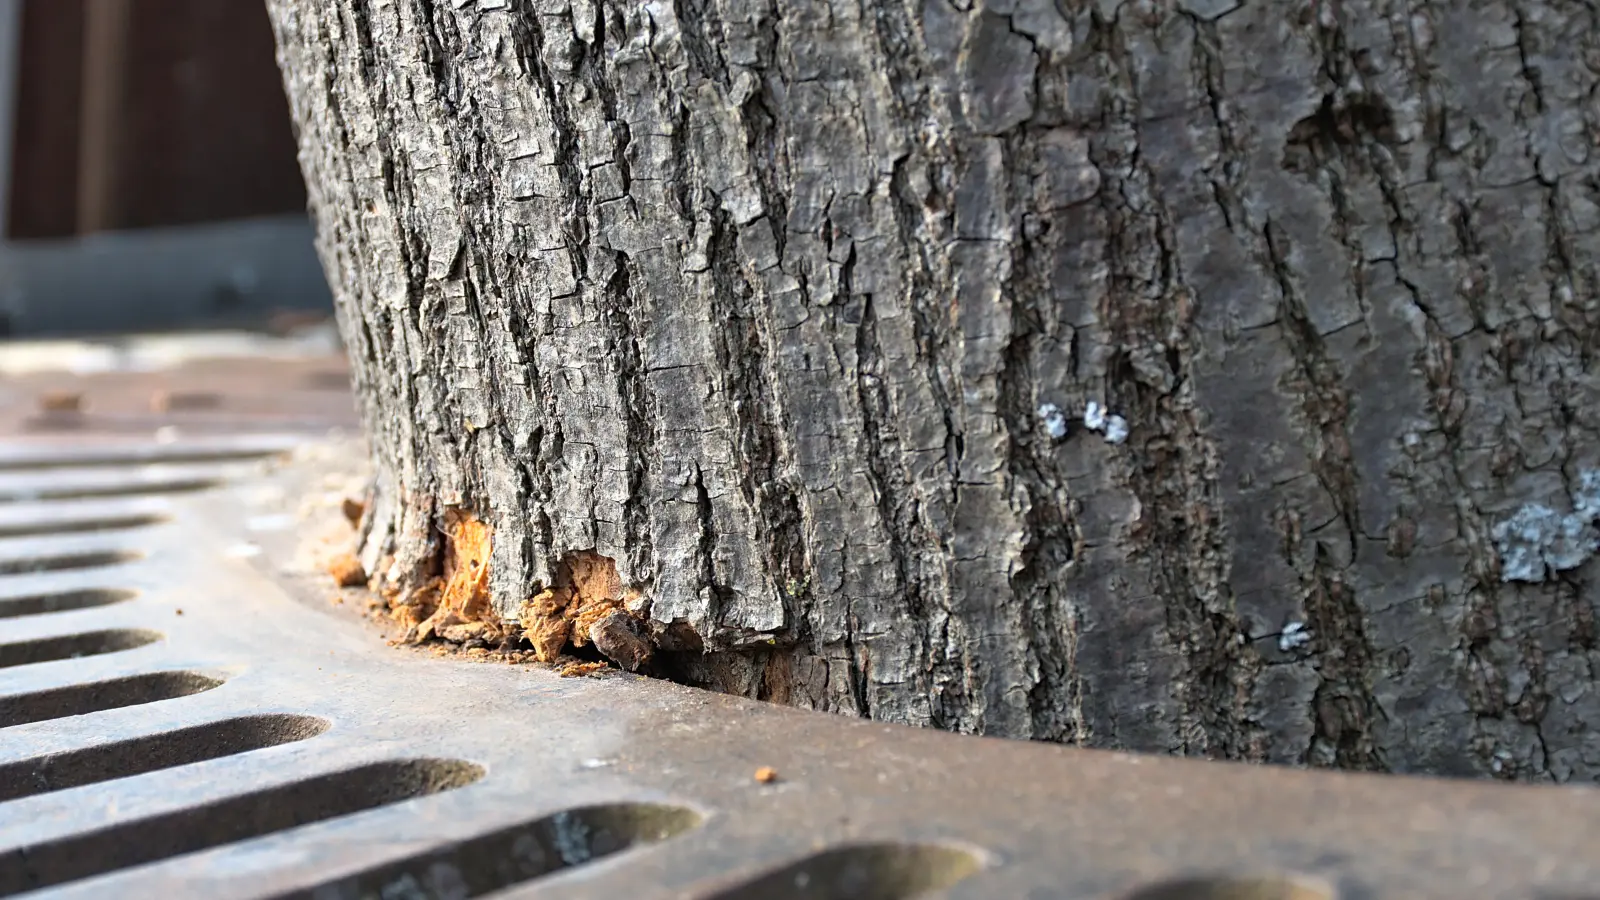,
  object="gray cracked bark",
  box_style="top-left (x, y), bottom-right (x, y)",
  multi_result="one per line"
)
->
top-left (267, 0), bottom-right (1600, 781)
